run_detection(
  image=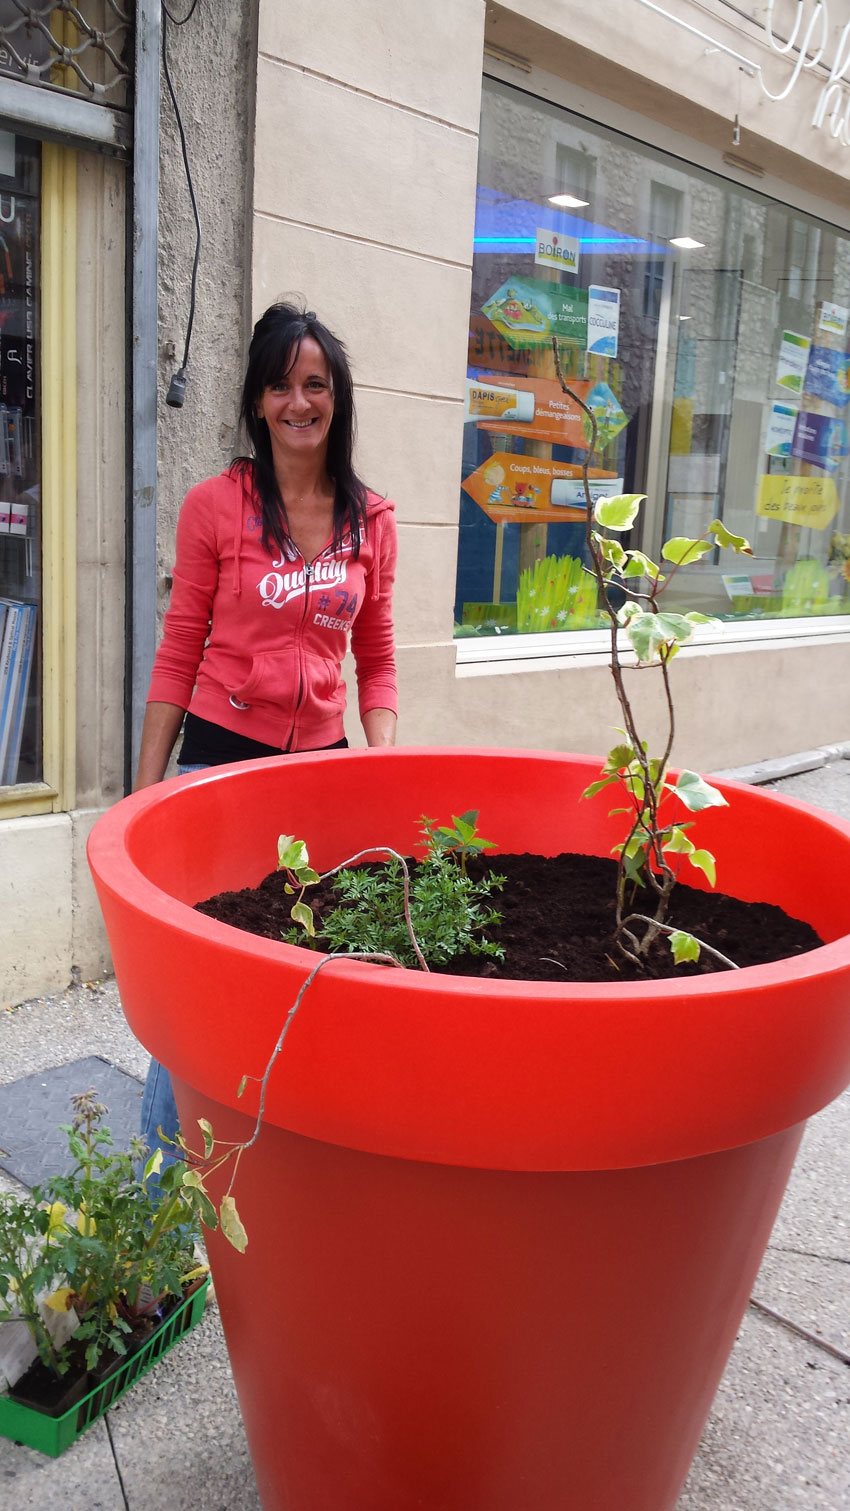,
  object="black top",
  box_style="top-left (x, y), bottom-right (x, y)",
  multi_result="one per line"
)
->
top-left (178, 712), bottom-right (347, 767)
